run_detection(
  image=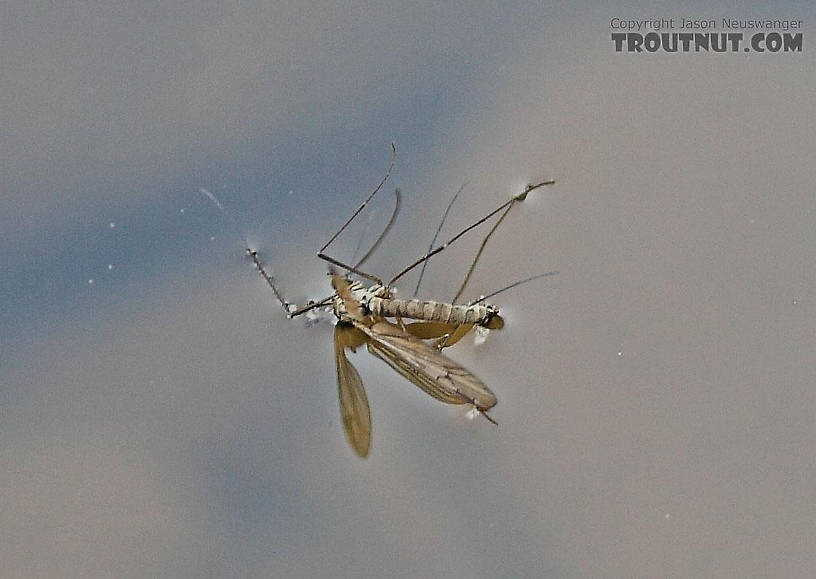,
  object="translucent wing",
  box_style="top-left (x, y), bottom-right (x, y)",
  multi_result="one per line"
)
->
top-left (334, 324), bottom-right (371, 458)
top-left (359, 320), bottom-right (497, 411)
